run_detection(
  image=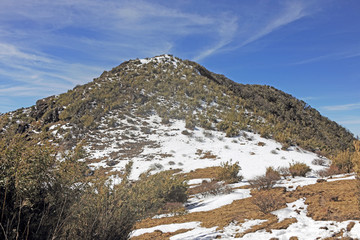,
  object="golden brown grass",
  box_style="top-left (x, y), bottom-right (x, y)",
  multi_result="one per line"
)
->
top-left (131, 229), bottom-right (190, 240)
top-left (134, 189), bottom-right (290, 232)
top-left (132, 166), bottom-right (360, 239)
top-left (287, 179), bottom-right (360, 221)
top-left (181, 167), bottom-right (222, 180)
